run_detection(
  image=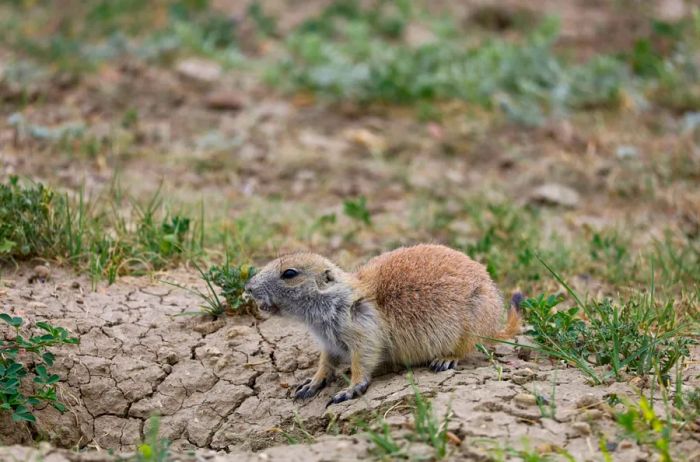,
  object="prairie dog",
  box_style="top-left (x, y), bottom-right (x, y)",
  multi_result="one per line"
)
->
top-left (244, 244), bottom-right (521, 405)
